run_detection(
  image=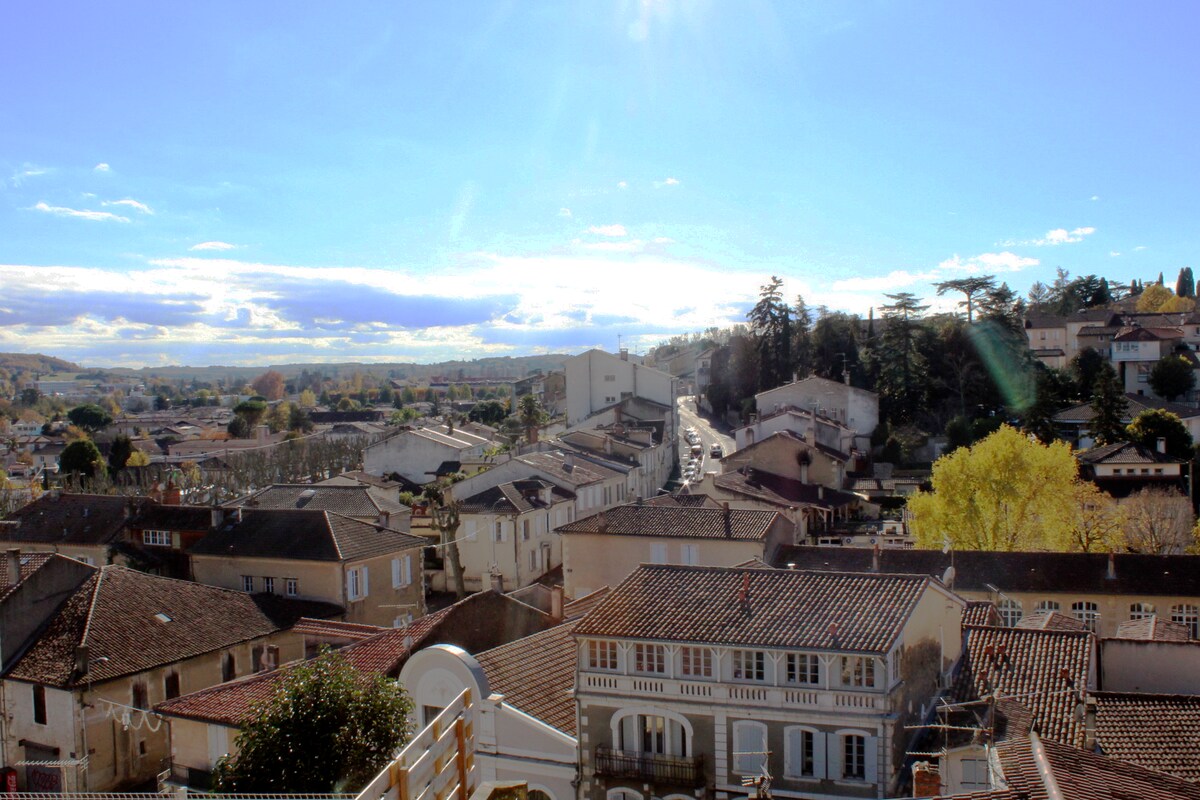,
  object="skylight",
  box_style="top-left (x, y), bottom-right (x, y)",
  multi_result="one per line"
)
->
top-left (154, 612), bottom-right (173, 623)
